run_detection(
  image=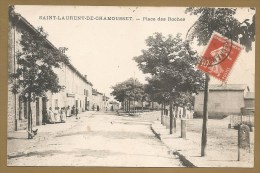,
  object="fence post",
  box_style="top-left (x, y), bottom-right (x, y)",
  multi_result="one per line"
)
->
top-left (238, 124), bottom-right (250, 161)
